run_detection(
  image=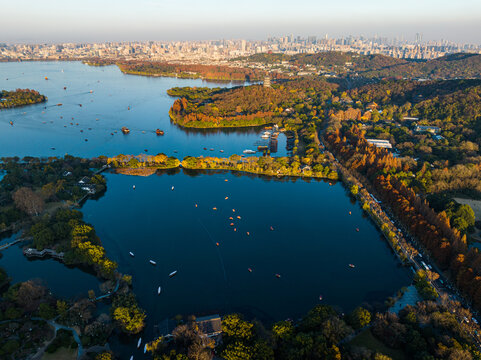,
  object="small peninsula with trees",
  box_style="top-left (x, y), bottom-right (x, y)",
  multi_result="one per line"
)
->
top-left (0, 89), bottom-right (46, 109)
